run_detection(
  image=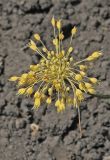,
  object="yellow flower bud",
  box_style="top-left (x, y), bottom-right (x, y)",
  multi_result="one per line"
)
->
top-left (30, 65), bottom-right (38, 71)
top-left (34, 98), bottom-right (40, 108)
top-left (9, 76), bottom-right (19, 81)
top-left (87, 51), bottom-right (102, 61)
top-left (28, 40), bottom-right (37, 51)
top-left (42, 47), bottom-right (47, 53)
top-left (75, 89), bottom-right (84, 101)
top-left (34, 34), bottom-right (41, 41)
top-left (85, 82), bottom-right (92, 88)
top-left (86, 56), bottom-right (94, 61)
top-left (79, 71), bottom-right (86, 76)
top-left (51, 16), bottom-right (56, 27)
top-left (21, 73), bottom-right (28, 79)
top-left (59, 32), bottom-right (64, 40)
top-left (48, 87), bottom-right (53, 95)
top-left (57, 20), bottom-right (61, 29)
top-left (88, 88), bottom-right (95, 94)
top-left (55, 83), bottom-right (61, 90)
top-left (75, 89), bottom-right (83, 96)
top-left (91, 51), bottom-right (102, 58)
top-left (75, 74), bottom-right (82, 81)
top-left (79, 82), bottom-right (86, 91)
top-left (55, 99), bottom-right (60, 107)
top-left (18, 88), bottom-right (26, 95)
top-left (57, 99), bottom-right (65, 112)
top-left (89, 78), bottom-right (98, 84)
top-left (46, 97), bottom-right (52, 104)
top-left (34, 91), bottom-right (40, 98)
top-left (79, 65), bottom-right (87, 71)
top-left (68, 47), bottom-right (73, 53)
top-left (71, 26), bottom-right (77, 35)
top-left (53, 38), bottom-right (58, 46)
top-left (26, 87), bottom-right (33, 95)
